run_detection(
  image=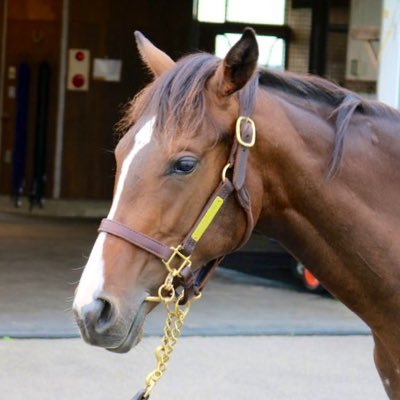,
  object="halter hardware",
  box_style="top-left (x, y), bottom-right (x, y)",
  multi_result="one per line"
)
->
top-left (236, 116), bottom-right (256, 147)
top-left (162, 245), bottom-right (192, 277)
top-left (100, 116), bottom-right (257, 400)
top-left (221, 162), bottom-right (232, 183)
top-left (145, 245), bottom-right (193, 303)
